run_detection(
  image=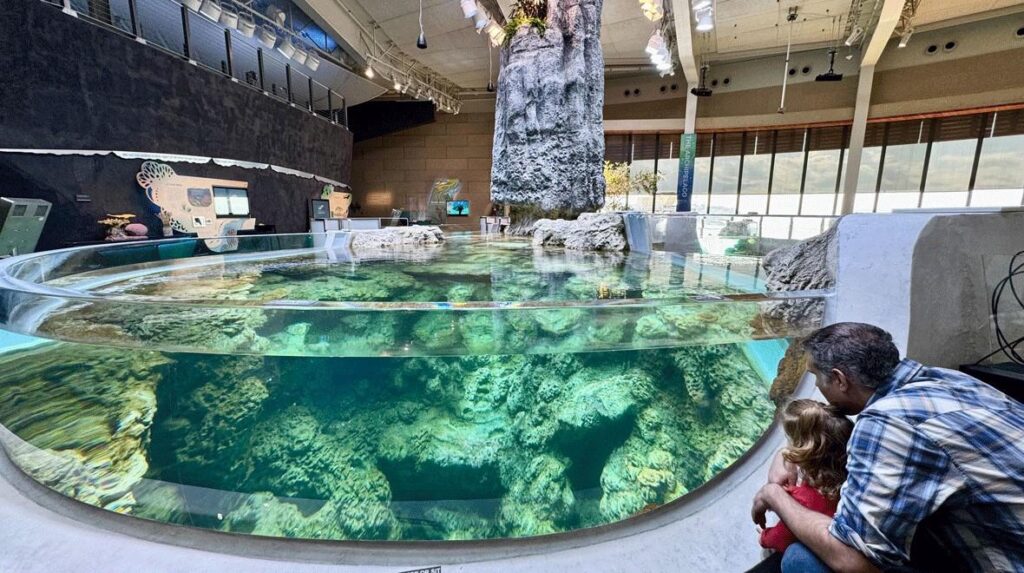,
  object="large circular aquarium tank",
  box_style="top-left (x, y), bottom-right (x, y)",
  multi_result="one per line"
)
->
top-left (0, 232), bottom-right (825, 542)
